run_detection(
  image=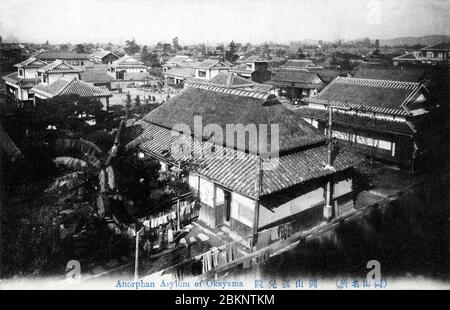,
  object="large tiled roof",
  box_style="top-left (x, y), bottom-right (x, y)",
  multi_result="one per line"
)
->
top-left (2, 72), bottom-right (40, 88)
top-left (164, 67), bottom-right (196, 78)
top-left (80, 69), bottom-right (113, 83)
top-left (91, 50), bottom-right (119, 60)
top-left (244, 55), bottom-right (268, 63)
top-left (352, 67), bottom-right (425, 82)
top-left (420, 42), bottom-right (450, 51)
top-left (37, 60), bottom-right (83, 74)
top-left (187, 72), bottom-right (257, 89)
top-left (265, 70), bottom-right (323, 89)
top-left (306, 77), bottom-right (424, 116)
top-left (31, 77), bottom-right (111, 98)
top-left (112, 55), bottom-right (145, 67)
top-left (280, 59), bottom-right (316, 69)
top-left (14, 57), bottom-right (47, 69)
top-left (196, 58), bottom-right (232, 69)
top-left (35, 51), bottom-right (91, 60)
top-left (127, 119), bottom-right (362, 197)
top-left (292, 106), bottom-right (416, 136)
top-left (143, 86), bottom-right (325, 153)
